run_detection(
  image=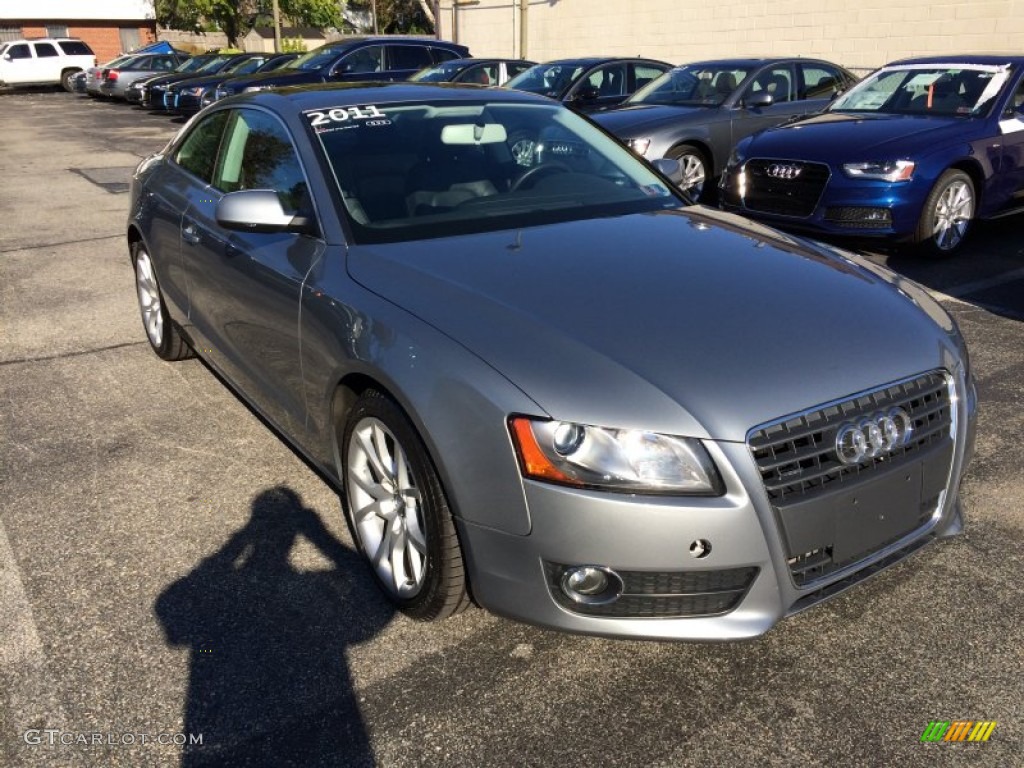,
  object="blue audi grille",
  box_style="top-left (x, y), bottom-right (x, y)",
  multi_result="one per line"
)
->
top-left (740, 159), bottom-right (830, 217)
